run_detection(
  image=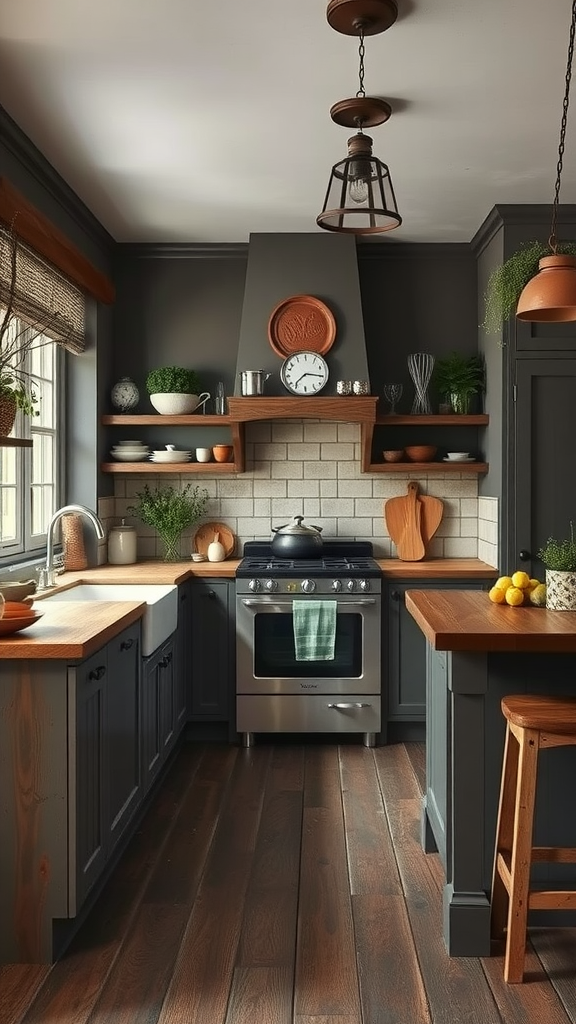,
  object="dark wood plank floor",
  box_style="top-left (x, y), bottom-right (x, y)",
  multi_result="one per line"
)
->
top-left (3, 740), bottom-right (576, 1024)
